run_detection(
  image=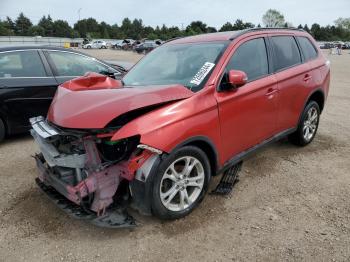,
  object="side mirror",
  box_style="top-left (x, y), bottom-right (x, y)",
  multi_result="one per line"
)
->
top-left (106, 68), bottom-right (123, 79)
top-left (228, 70), bottom-right (248, 88)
